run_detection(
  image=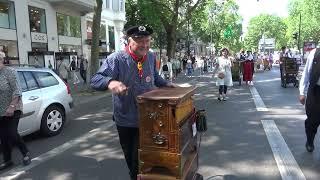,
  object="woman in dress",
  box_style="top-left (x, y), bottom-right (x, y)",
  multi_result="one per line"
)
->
top-left (243, 51), bottom-right (254, 85)
top-left (215, 48), bottom-right (233, 101)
